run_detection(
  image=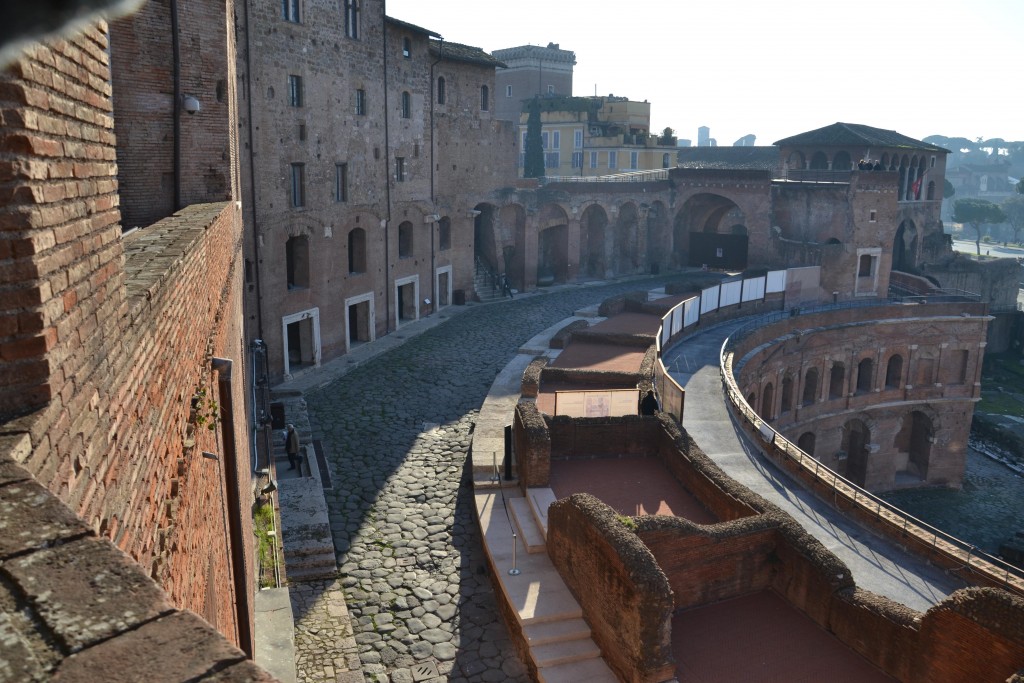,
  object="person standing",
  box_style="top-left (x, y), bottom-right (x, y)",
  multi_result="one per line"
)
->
top-left (501, 273), bottom-right (514, 299)
top-left (285, 423), bottom-right (300, 471)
